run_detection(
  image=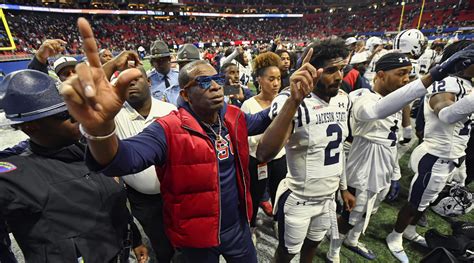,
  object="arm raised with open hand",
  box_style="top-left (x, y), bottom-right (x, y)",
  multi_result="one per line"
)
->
top-left (59, 18), bottom-right (142, 166)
